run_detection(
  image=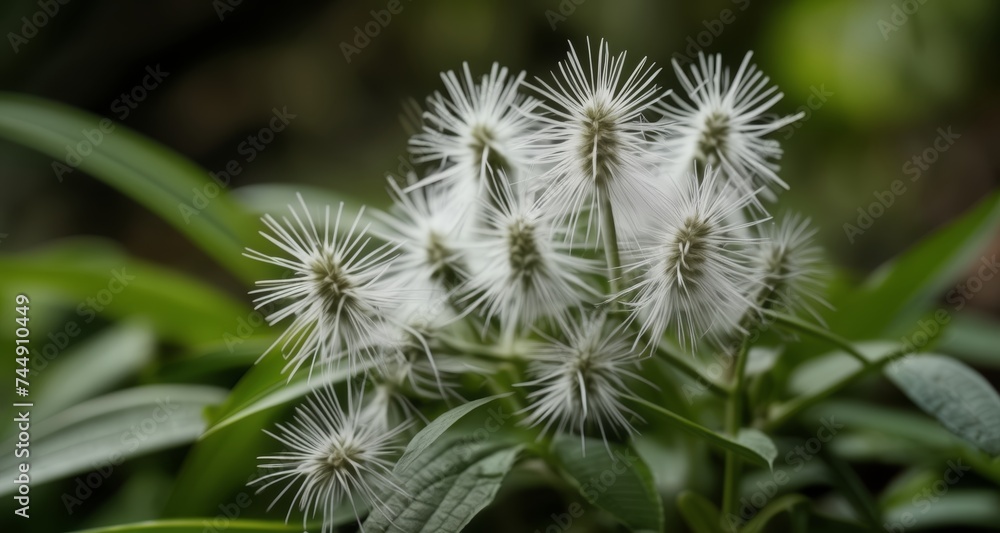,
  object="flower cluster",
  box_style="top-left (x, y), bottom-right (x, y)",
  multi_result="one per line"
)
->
top-left (245, 39), bottom-right (824, 531)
